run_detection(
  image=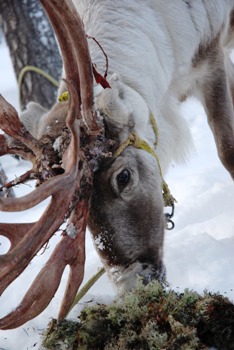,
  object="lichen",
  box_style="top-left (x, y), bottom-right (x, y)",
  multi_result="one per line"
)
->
top-left (42, 279), bottom-right (234, 350)
top-left (43, 318), bottom-right (79, 350)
